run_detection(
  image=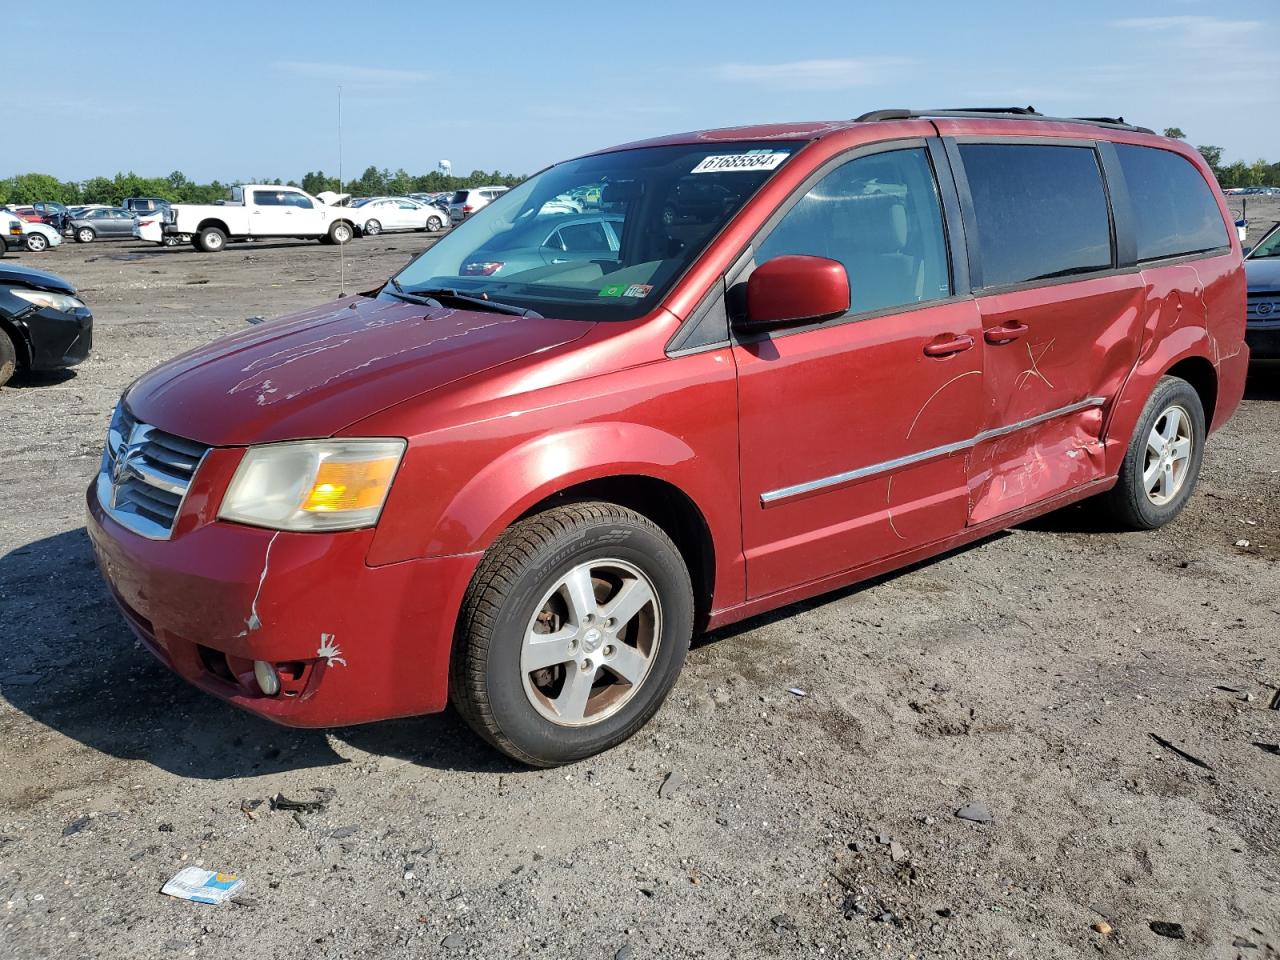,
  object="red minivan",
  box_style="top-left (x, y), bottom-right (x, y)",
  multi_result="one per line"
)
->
top-left (87, 108), bottom-right (1247, 766)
